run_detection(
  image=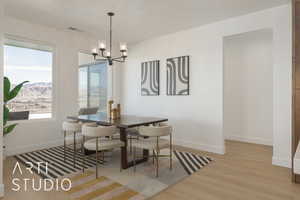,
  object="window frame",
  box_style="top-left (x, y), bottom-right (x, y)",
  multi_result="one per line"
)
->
top-left (4, 34), bottom-right (57, 122)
